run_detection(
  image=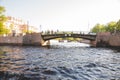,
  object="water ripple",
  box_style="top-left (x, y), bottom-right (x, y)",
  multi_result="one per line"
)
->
top-left (0, 44), bottom-right (120, 80)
